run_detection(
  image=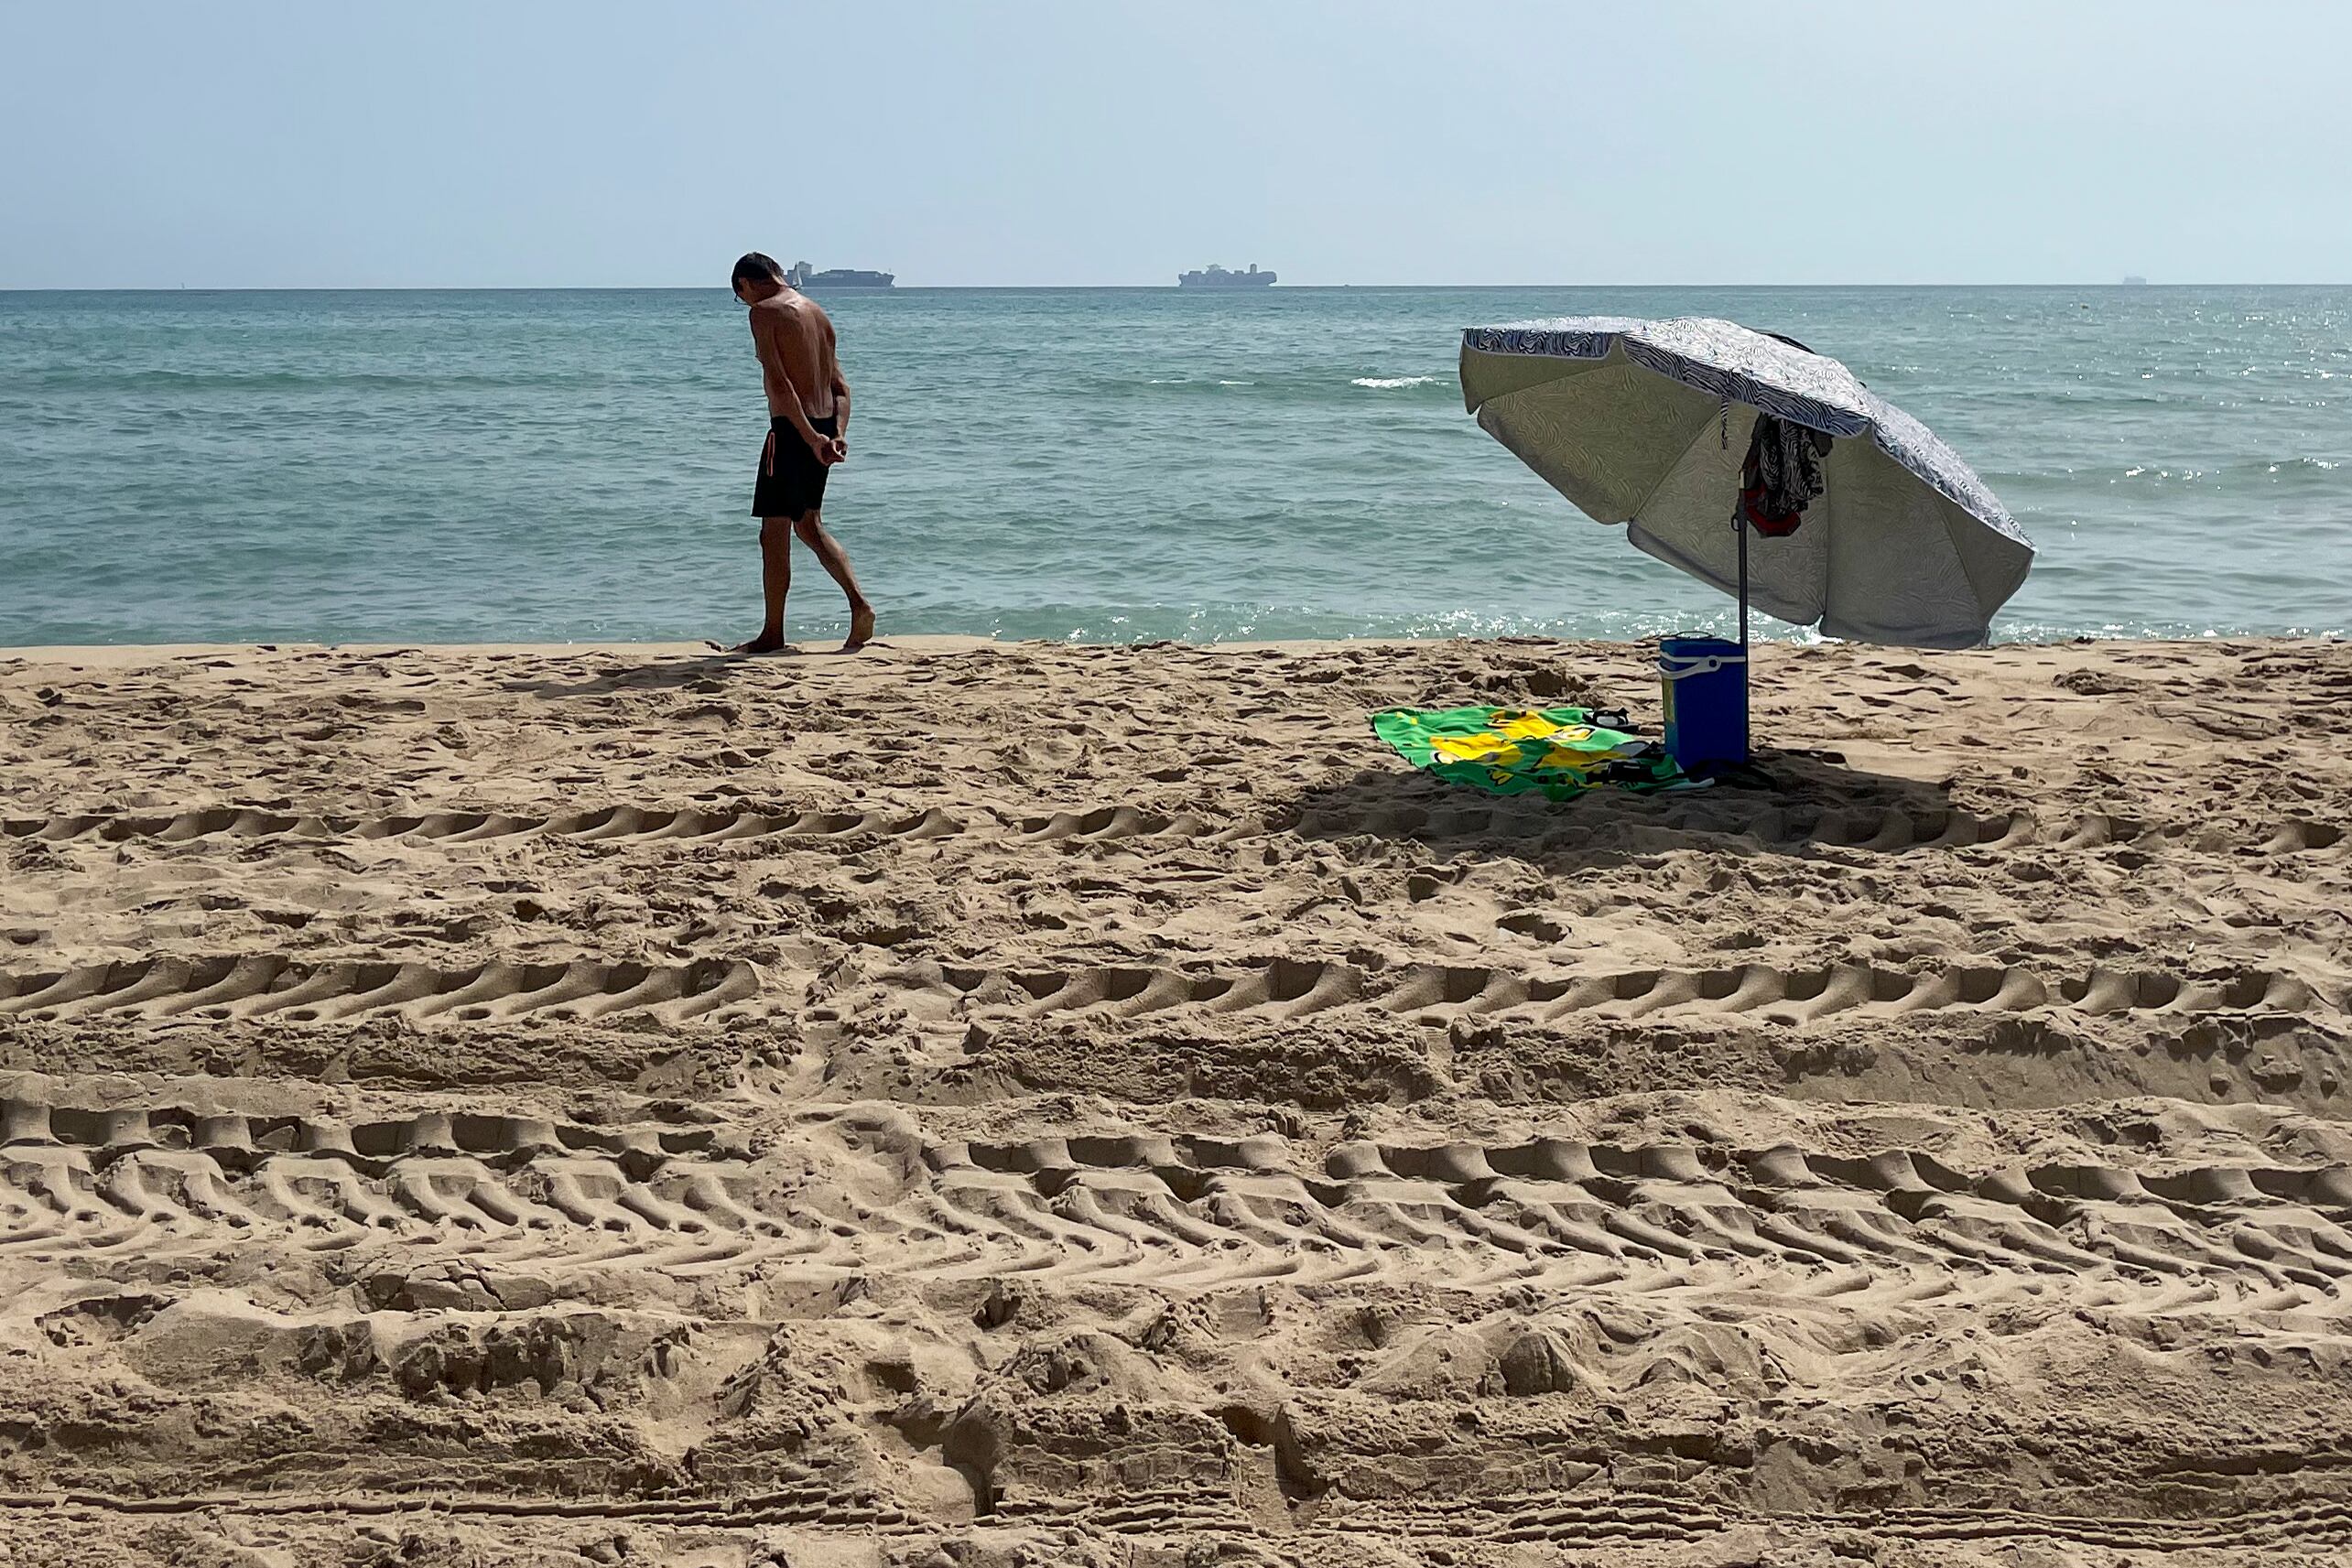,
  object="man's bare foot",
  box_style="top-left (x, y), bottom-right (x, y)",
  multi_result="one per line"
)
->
top-left (841, 604), bottom-right (876, 652)
top-left (722, 633), bottom-right (801, 655)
